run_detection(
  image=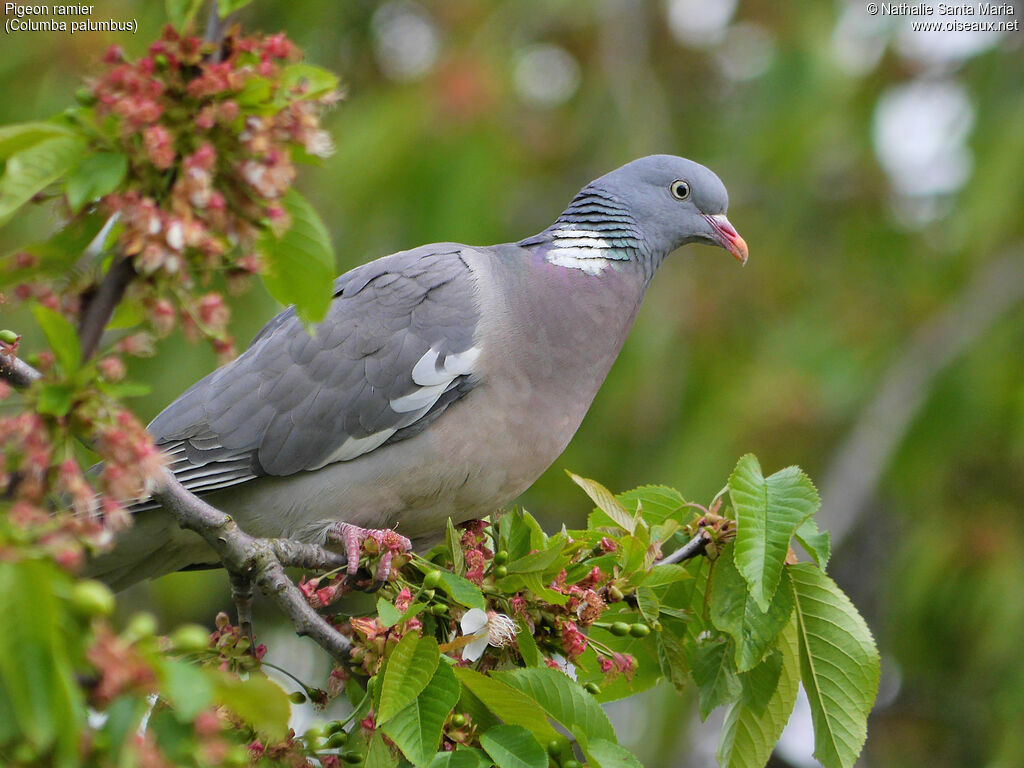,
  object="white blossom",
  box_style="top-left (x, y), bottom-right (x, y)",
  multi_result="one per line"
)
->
top-left (459, 609), bottom-right (518, 662)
